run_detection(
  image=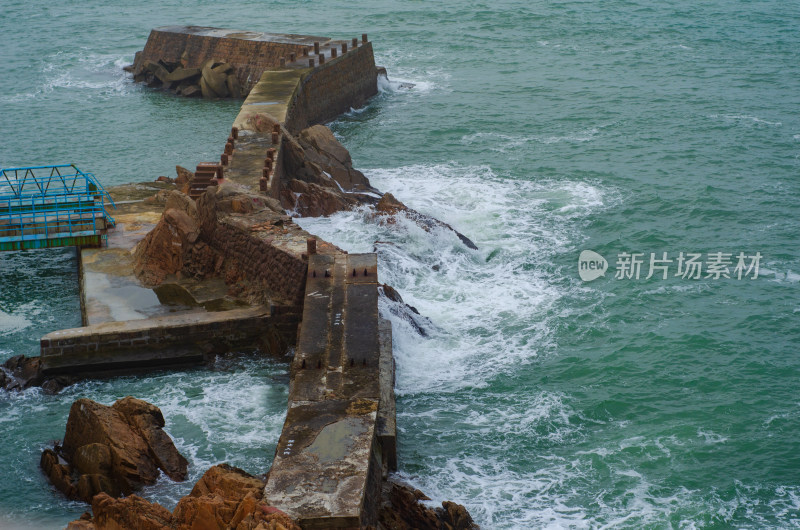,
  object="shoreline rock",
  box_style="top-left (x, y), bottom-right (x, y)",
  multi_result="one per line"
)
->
top-left (41, 397), bottom-right (187, 503)
top-left (66, 464), bottom-right (301, 530)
